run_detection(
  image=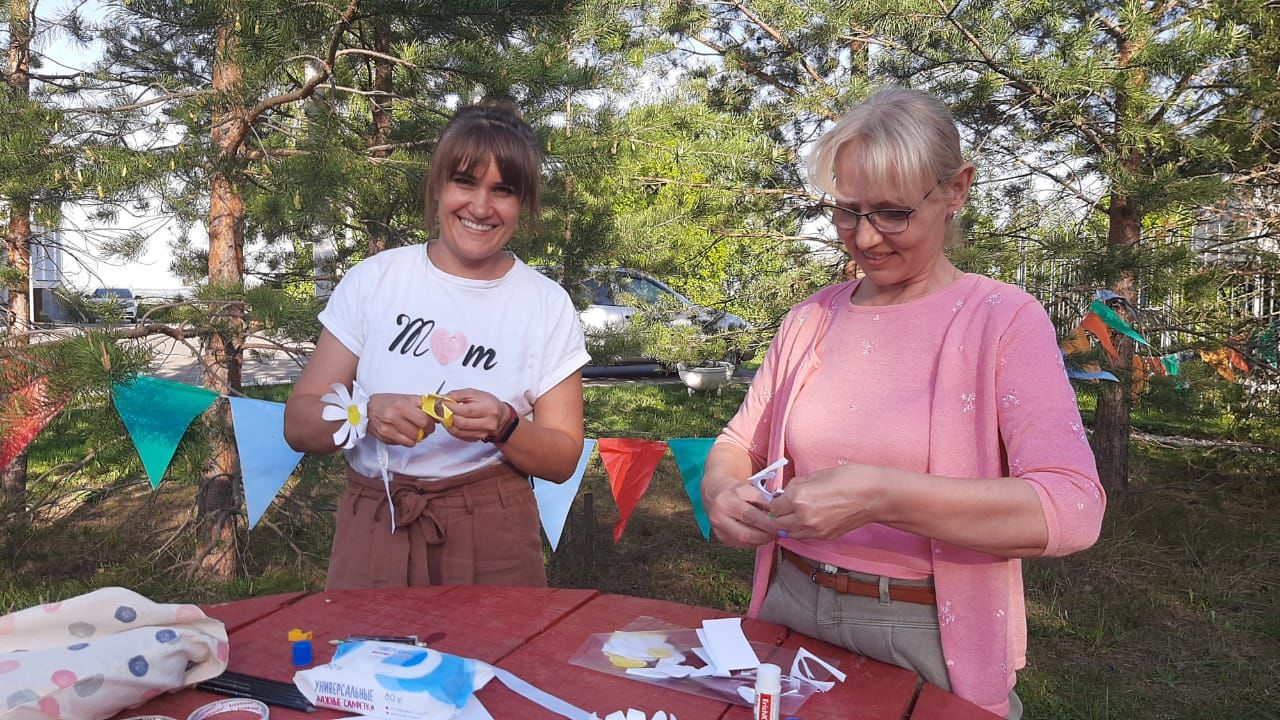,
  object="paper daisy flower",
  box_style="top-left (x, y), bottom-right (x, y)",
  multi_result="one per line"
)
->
top-left (321, 381), bottom-right (369, 449)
